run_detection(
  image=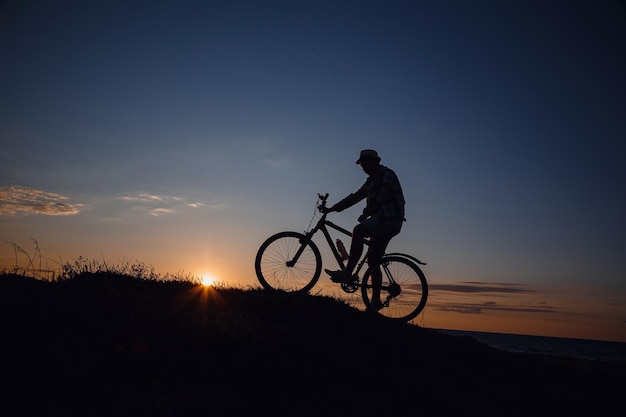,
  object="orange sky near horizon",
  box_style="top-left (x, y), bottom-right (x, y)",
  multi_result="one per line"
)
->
top-left (2, 236), bottom-right (623, 344)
